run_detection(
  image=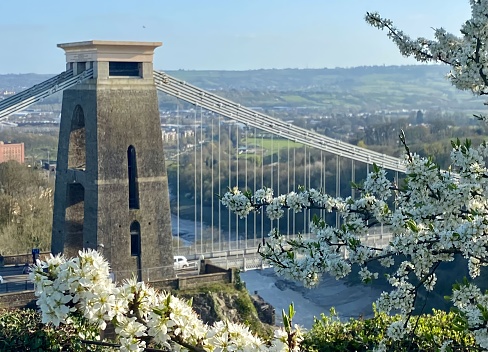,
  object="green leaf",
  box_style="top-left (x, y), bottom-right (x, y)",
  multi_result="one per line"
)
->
top-left (405, 219), bottom-right (418, 232)
top-left (372, 163), bottom-right (380, 173)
